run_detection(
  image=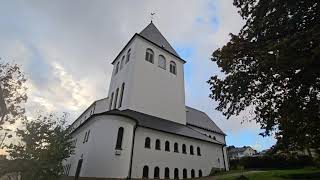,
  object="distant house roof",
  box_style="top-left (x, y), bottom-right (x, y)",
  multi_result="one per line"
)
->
top-left (186, 106), bottom-right (226, 135)
top-left (228, 146), bottom-right (255, 154)
top-left (140, 22), bottom-right (180, 57)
